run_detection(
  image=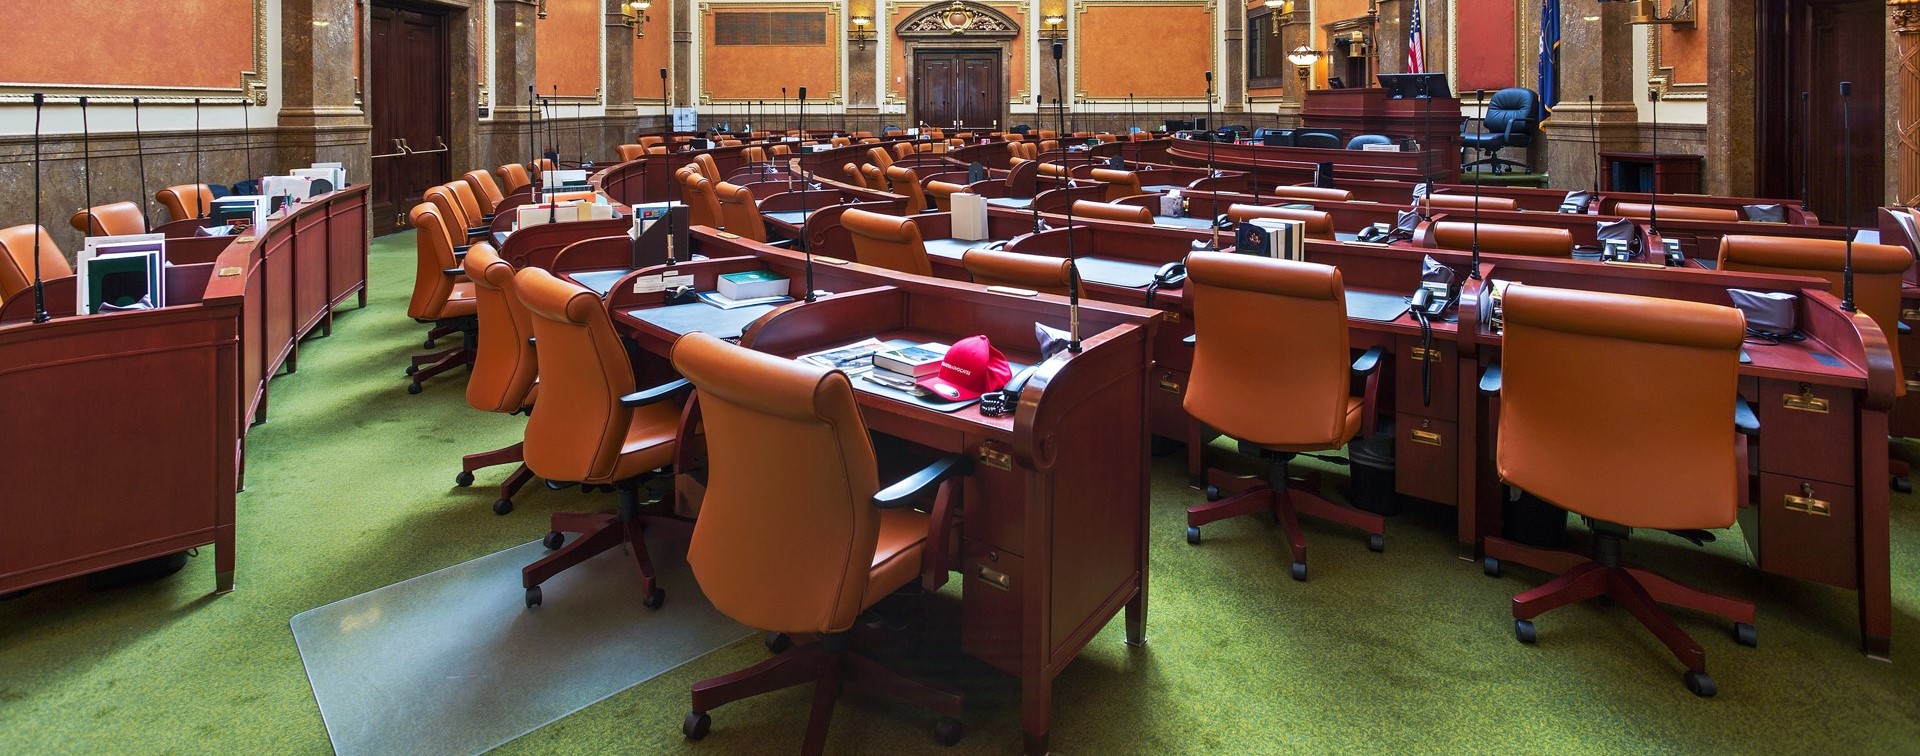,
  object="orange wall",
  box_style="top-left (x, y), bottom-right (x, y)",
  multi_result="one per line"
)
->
top-left (2, 0), bottom-right (254, 90)
top-left (1659, 0), bottom-right (1708, 84)
top-left (1077, 4), bottom-right (1210, 98)
top-left (703, 8), bottom-right (840, 101)
top-left (888, 3), bottom-right (1025, 104)
top-left (1455, 0), bottom-right (1517, 91)
top-left (635, 9), bottom-right (672, 101)
top-left (536, 0), bottom-right (601, 98)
